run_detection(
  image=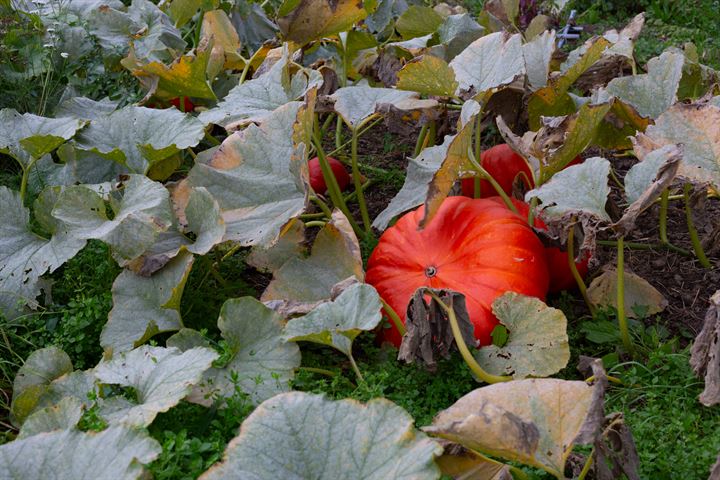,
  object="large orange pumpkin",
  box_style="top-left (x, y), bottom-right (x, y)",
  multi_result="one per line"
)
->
top-left (366, 196), bottom-right (549, 347)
